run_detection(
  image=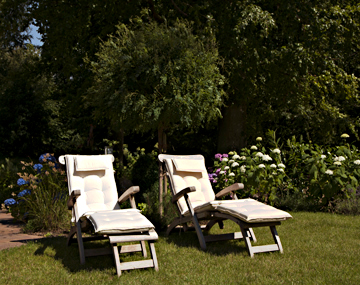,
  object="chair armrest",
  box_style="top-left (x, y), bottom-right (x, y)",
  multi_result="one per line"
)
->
top-left (118, 186), bottom-right (140, 209)
top-left (171, 186), bottom-right (196, 204)
top-left (67, 190), bottom-right (81, 210)
top-left (215, 183), bottom-right (244, 199)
